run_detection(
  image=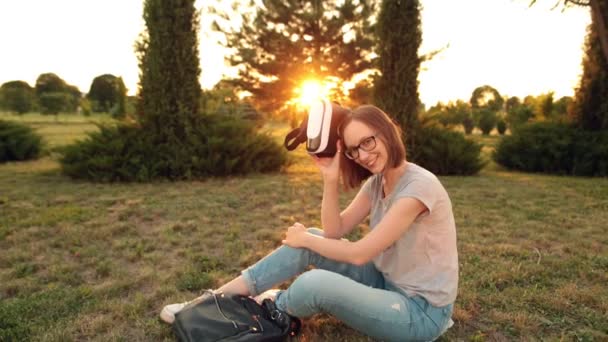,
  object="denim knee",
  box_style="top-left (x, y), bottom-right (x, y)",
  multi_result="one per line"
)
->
top-left (278, 269), bottom-right (333, 317)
